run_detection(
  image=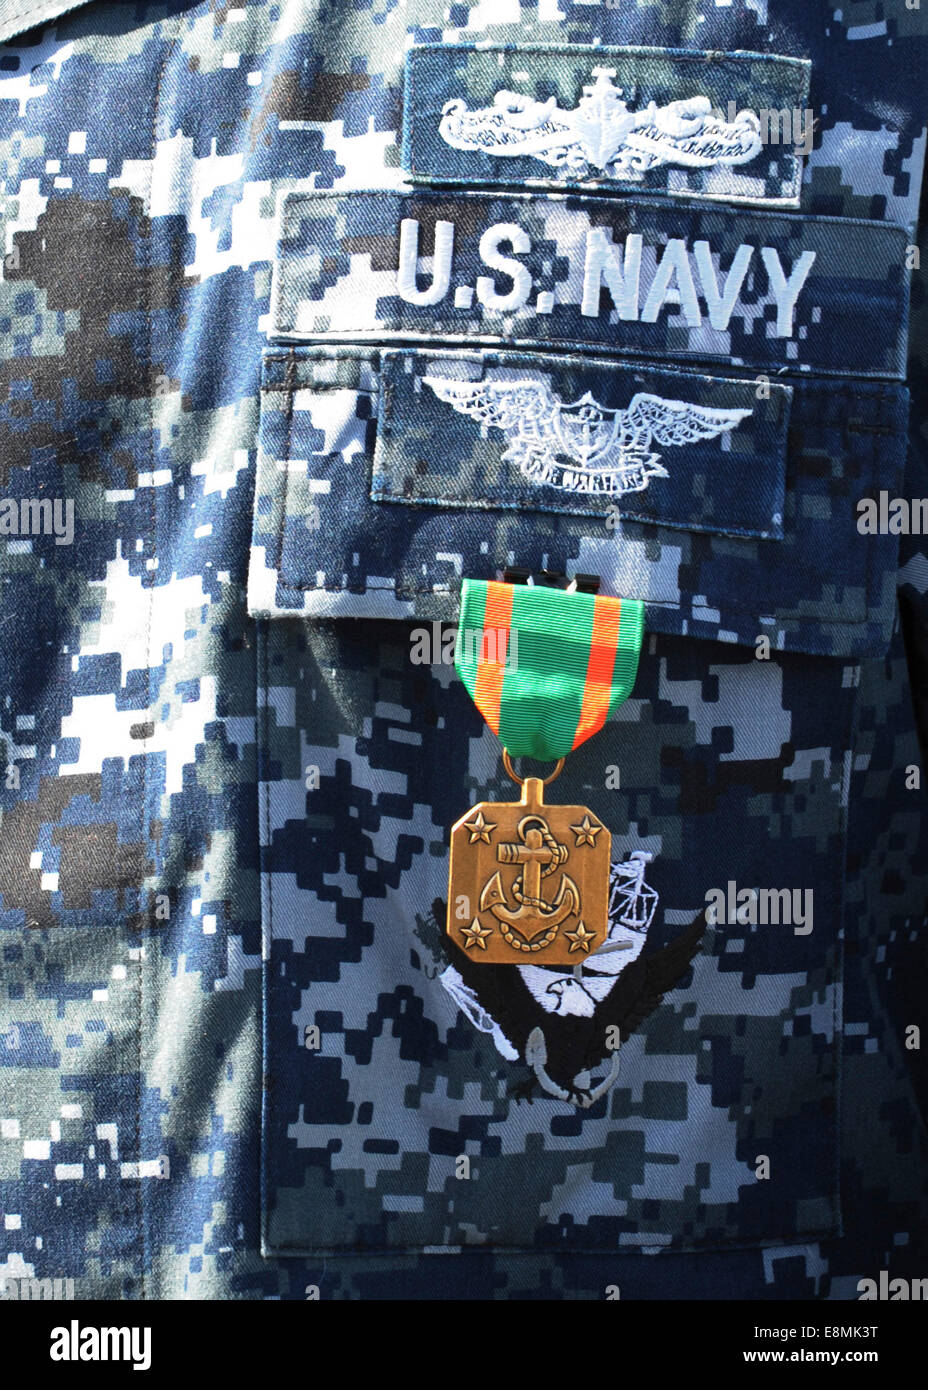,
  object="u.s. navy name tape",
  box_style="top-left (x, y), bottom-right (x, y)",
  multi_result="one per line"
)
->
top-left (270, 189), bottom-right (908, 378)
